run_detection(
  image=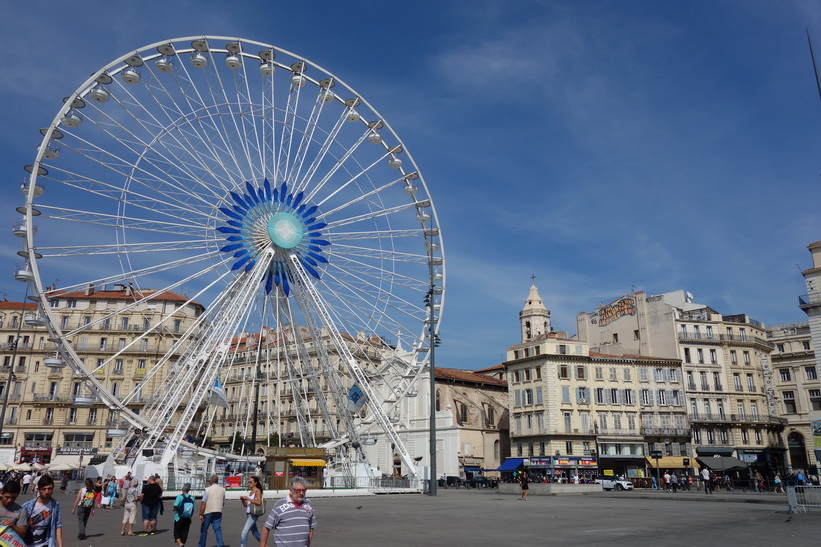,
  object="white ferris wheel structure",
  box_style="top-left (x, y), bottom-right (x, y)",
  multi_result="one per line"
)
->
top-left (14, 36), bottom-right (444, 478)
